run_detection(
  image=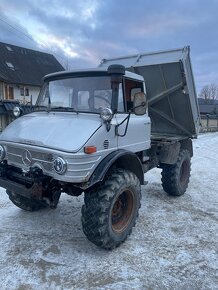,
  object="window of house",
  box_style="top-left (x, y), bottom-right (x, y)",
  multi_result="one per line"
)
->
top-left (25, 88), bottom-right (29, 96)
top-left (6, 62), bottom-right (15, 70)
top-left (20, 87), bottom-right (24, 96)
top-left (6, 45), bottom-right (13, 52)
top-left (8, 87), bottom-right (14, 100)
